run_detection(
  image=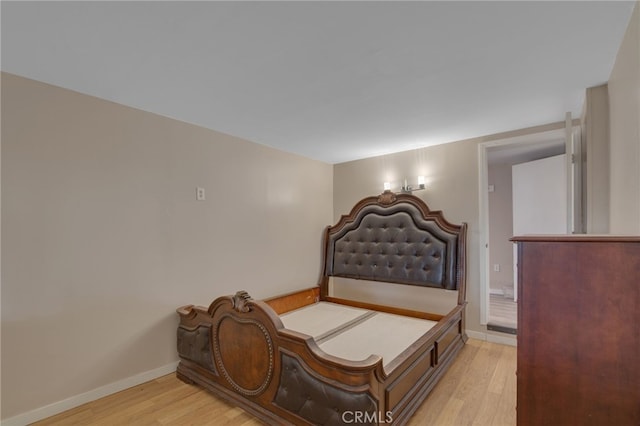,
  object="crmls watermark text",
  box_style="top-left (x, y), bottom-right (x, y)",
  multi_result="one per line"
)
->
top-left (341, 410), bottom-right (393, 424)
